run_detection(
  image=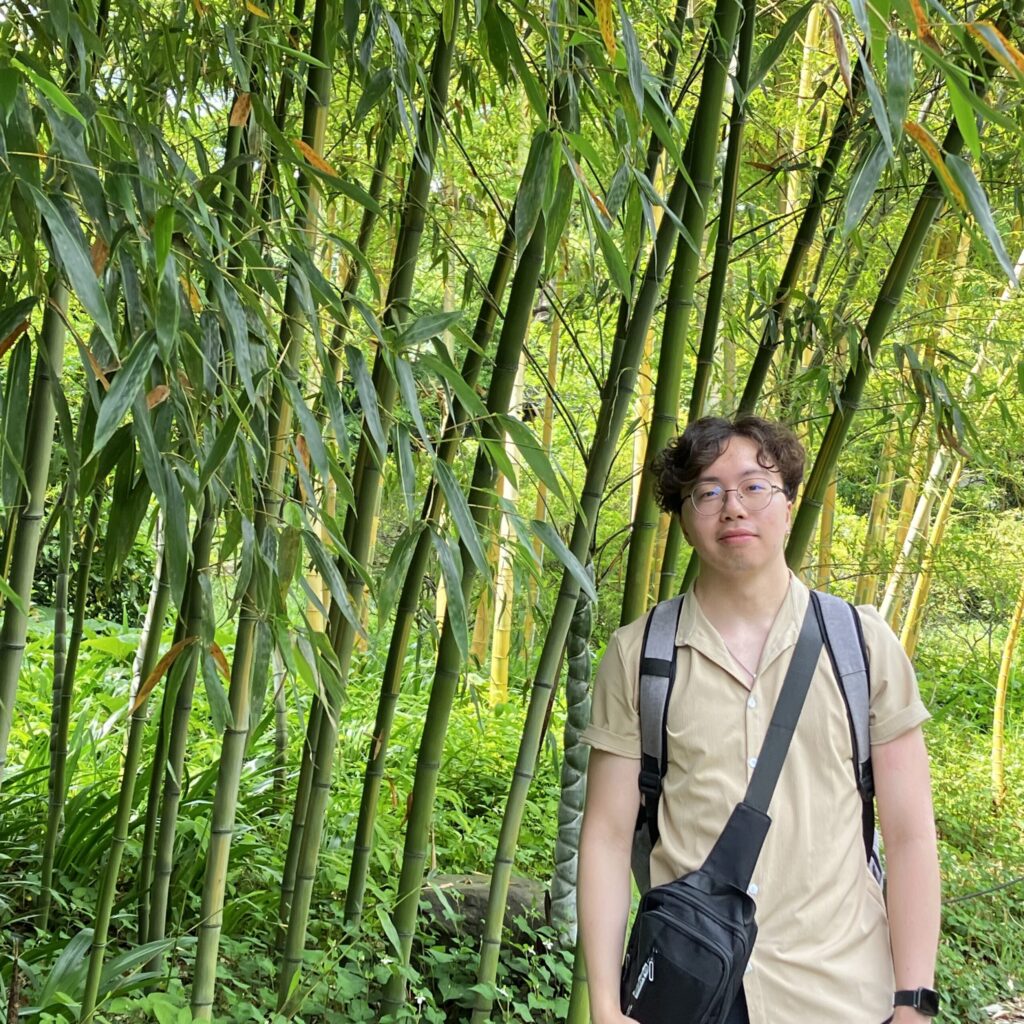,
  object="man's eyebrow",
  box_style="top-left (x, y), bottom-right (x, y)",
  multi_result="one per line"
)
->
top-left (695, 467), bottom-right (770, 483)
